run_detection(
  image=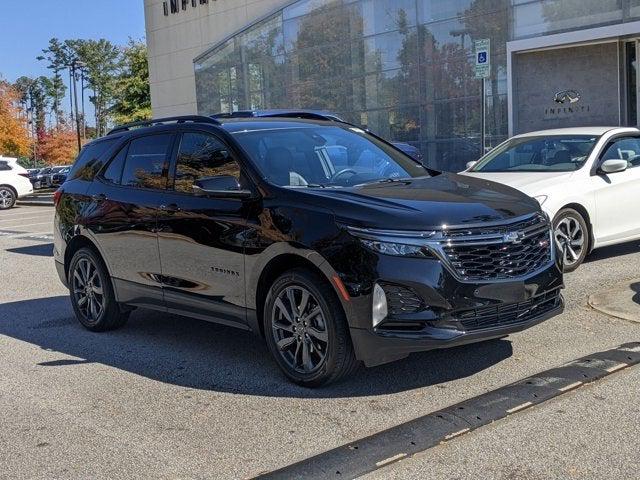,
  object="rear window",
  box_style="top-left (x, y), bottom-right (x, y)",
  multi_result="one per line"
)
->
top-left (68, 138), bottom-right (119, 181)
top-left (0, 161), bottom-right (11, 171)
